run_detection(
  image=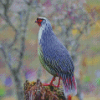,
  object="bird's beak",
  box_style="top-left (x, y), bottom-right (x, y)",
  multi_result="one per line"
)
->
top-left (35, 20), bottom-right (37, 23)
